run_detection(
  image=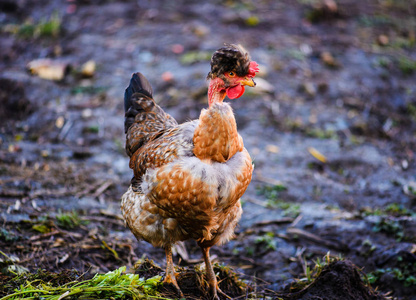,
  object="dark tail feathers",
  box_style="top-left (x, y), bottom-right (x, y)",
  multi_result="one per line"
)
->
top-left (124, 73), bottom-right (154, 133)
top-left (124, 72), bottom-right (153, 113)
